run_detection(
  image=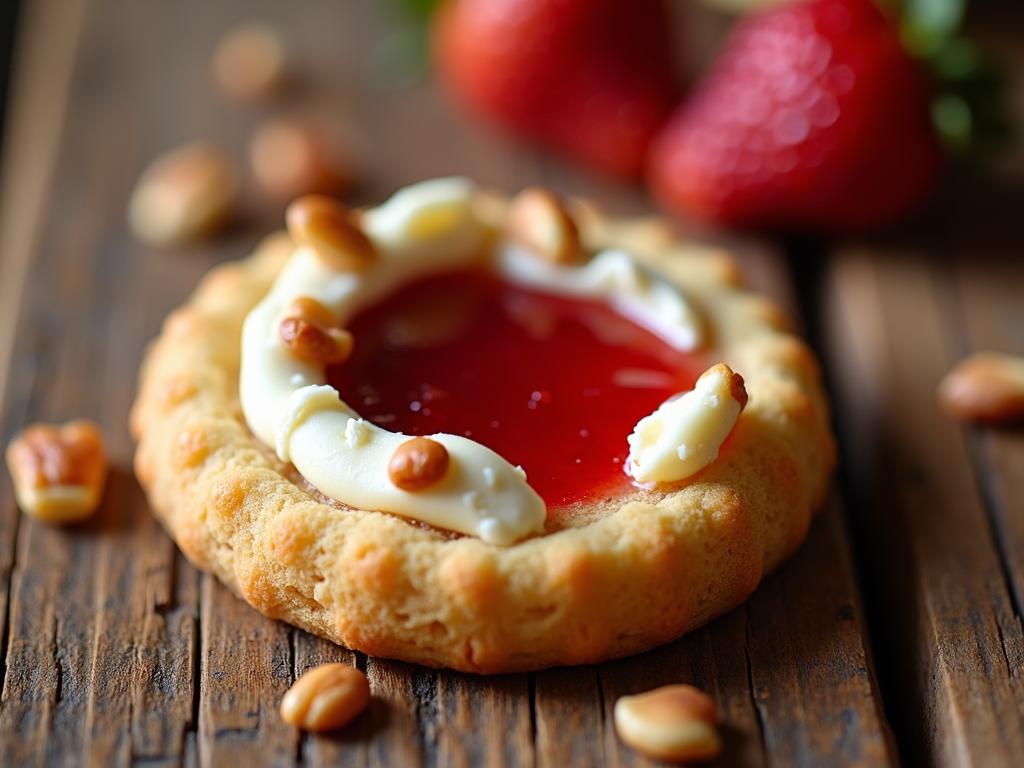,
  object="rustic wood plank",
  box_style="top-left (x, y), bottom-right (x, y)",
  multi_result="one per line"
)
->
top-left (198, 577), bottom-right (299, 767)
top-left (743, 492), bottom-right (895, 766)
top-left (0, 3), bottom-right (90, 753)
top-left (535, 666), bottom-right (605, 768)
top-left (948, 193), bottom-right (1024, 616)
top-left (131, 543), bottom-right (200, 767)
top-left (0, 0), bottom-right (87, 409)
top-left (0, 522), bottom-right (66, 766)
top-left (0, 1), bottom-right (213, 766)
top-left (80, 477), bottom-right (151, 764)
top-left (435, 673), bottom-right (533, 768)
top-left (364, 658), bottom-right (426, 768)
top-left (822, 245), bottom-right (1024, 766)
